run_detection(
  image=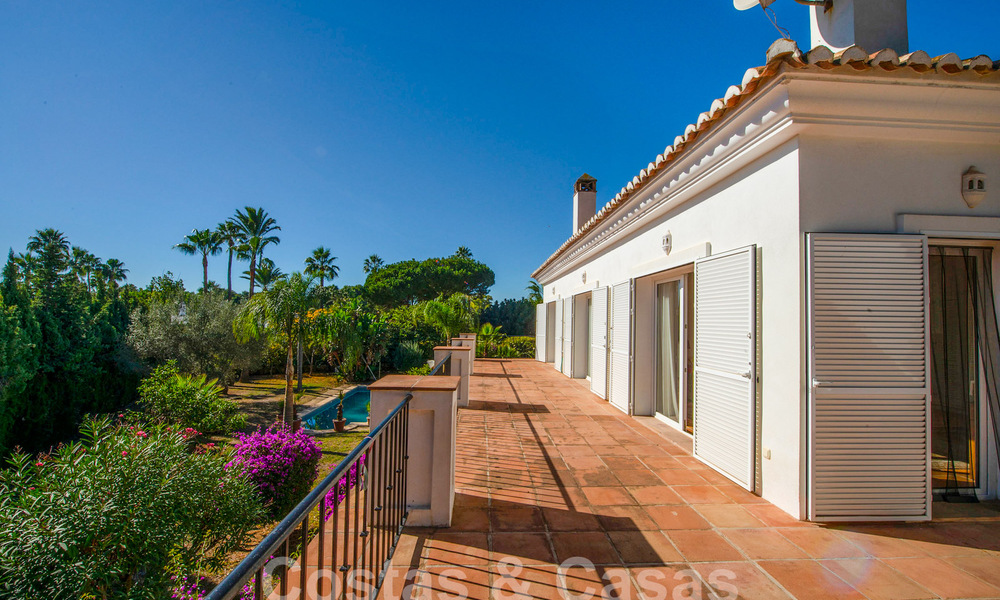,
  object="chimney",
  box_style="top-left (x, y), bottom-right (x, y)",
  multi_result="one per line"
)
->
top-left (810, 0), bottom-right (908, 55)
top-left (573, 173), bottom-right (597, 233)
